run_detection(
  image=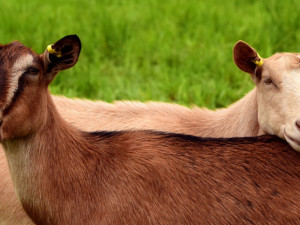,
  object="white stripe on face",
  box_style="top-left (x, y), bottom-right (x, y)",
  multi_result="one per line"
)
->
top-left (6, 54), bottom-right (34, 108)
